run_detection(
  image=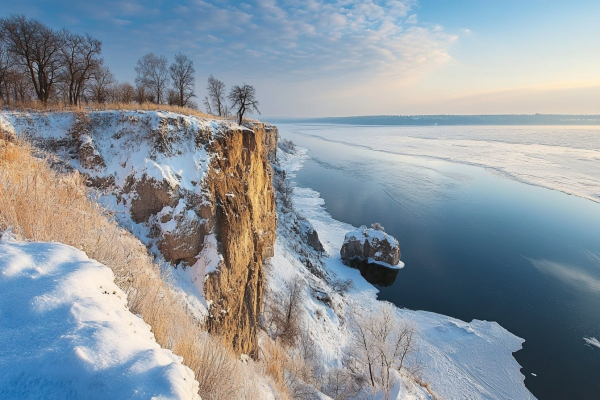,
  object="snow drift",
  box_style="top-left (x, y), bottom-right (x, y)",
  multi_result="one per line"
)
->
top-left (0, 235), bottom-right (200, 400)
